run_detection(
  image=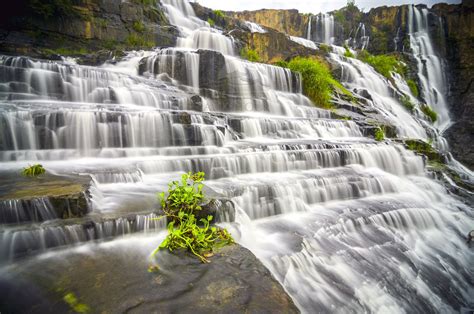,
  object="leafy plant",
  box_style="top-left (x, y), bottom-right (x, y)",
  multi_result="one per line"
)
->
top-left (273, 60), bottom-right (288, 68)
top-left (132, 21), bottom-right (145, 33)
top-left (319, 44), bottom-right (331, 54)
top-left (152, 172), bottom-right (234, 263)
top-left (126, 34), bottom-right (154, 48)
top-left (343, 45), bottom-right (355, 58)
top-left (207, 18), bottom-right (215, 27)
top-left (358, 52), bottom-right (406, 79)
top-left (21, 164), bottom-right (46, 177)
top-left (286, 57), bottom-right (350, 109)
top-left (420, 105), bottom-right (438, 123)
top-left (63, 292), bottom-right (90, 313)
top-left (406, 79), bottom-right (419, 97)
top-left (213, 10), bottom-right (225, 18)
top-left (375, 127), bottom-right (385, 141)
top-left (240, 48), bottom-right (260, 62)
